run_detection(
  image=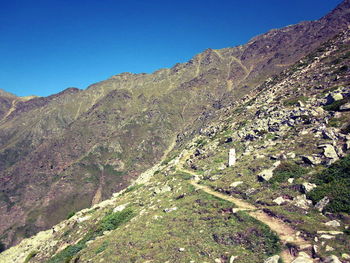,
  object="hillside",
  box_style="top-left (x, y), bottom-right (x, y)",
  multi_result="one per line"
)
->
top-left (0, 0), bottom-right (350, 258)
top-left (1, 9), bottom-right (350, 263)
